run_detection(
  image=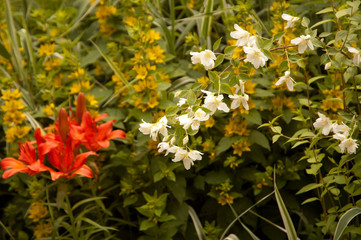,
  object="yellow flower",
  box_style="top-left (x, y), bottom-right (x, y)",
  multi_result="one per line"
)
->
top-left (69, 83), bottom-right (81, 94)
top-left (43, 103), bottom-right (55, 117)
top-left (1, 100), bottom-right (25, 112)
top-left (3, 111), bottom-right (26, 125)
top-left (44, 58), bottom-right (62, 71)
top-left (217, 193), bottom-right (234, 206)
top-left (6, 125), bottom-right (31, 143)
top-left (33, 222), bottom-right (53, 239)
top-left (68, 68), bottom-right (85, 79)
top-left (85, 94), bottom-right (99, 108)
top-left (143, 29), bottom-right (161, 43)
top-left (224, 118), bottom-right (250, 137)
top-left (146, 45), bottom-right (165, 63)
top-left (1, 89), bottom-right (22, 100)
top-left (271, 95), bottom-right (295, 112)
top-left (133, 80), bottom-right (147, 92)
top-left (147, 91), bottom-right (159, 109)
top-left (245, 80), bottom-right (256, 94)
top-left (96, 5), bottom-right (117, 23)
top-left (133, 65), bottom-right (148, 79)
top-left (53, 74), bottom-right (64, 88)
top-left (232, 139), bottom-right (251, 157)
top-left (124, 16), bottom-right (137, 26)
top-left (197, 76), bottom-right (209, 86)
top-left (146, 76), bottom-right (158, 90)
top-left (100, 24), bottom-right (116, 37)
top-left (38, 43), bottom-right (55, 57)
top-left (28, 201), bottom-right (48, 222)
top-left (131, 52), bottom-right (144, 64)
top-left (205, 117), bottom-right (215, 128)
